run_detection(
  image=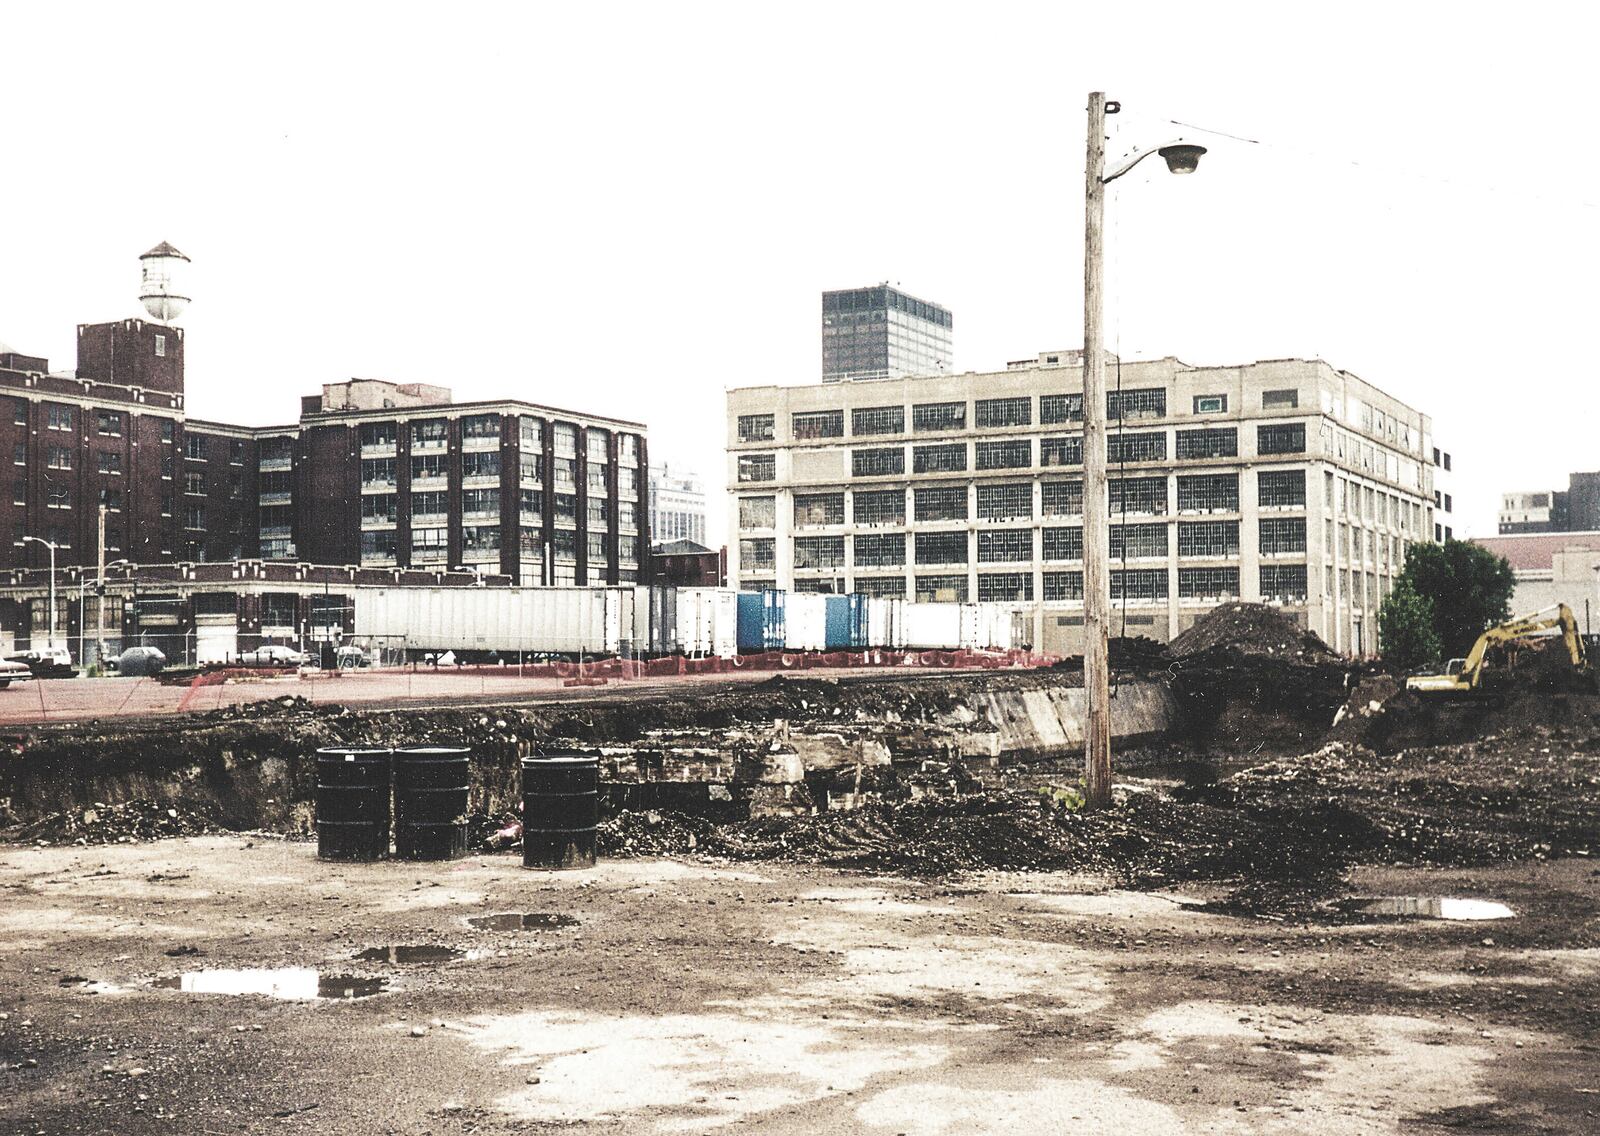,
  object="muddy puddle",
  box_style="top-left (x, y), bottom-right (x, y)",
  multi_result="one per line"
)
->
top-left (1344, 897), bottom-right (1515, 921)
top-left (152, 968), bottom-right (388, 1000)
top-left (353, 946), bottom-right (465, 964)
top-left (467, 912), bottom-right (578, 932)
